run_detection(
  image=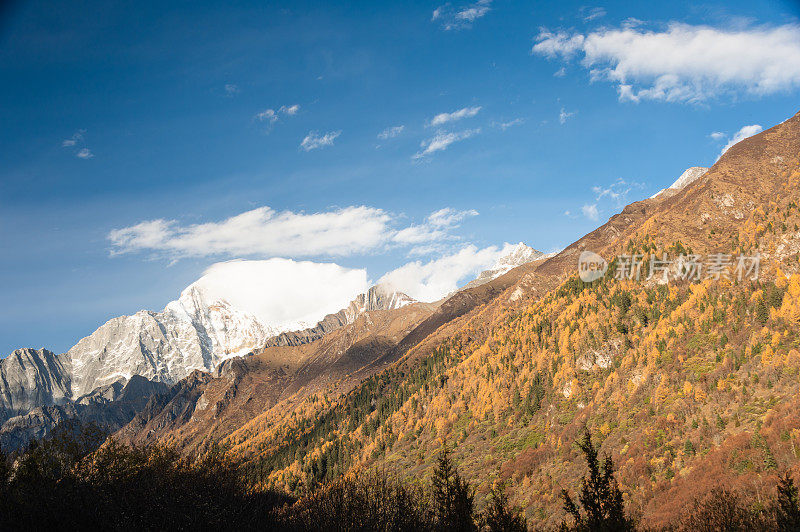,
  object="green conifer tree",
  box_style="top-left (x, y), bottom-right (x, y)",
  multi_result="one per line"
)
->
top-left (561, 430), bottom-right (635, 532)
